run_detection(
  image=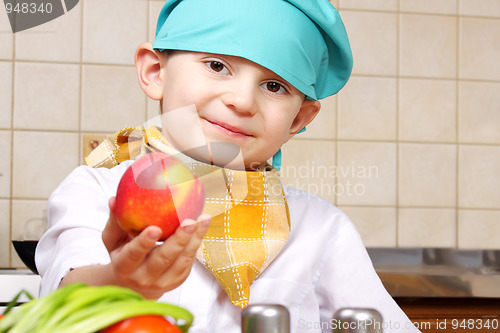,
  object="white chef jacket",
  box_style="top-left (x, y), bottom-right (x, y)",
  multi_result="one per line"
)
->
top-left (36, 160), bottom-right (421, 333)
